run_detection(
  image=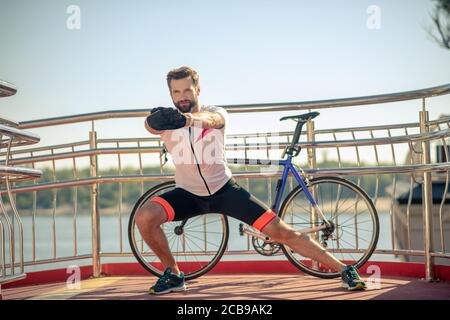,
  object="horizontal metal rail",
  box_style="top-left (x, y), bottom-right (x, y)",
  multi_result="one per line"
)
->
top-left (0, 124), bottom-right (41, 148)
top-left (228, 122), bottom-right (423, 138)
top-left (0, 273), bottom-right (27, 285)
top-left (0, 165), bottom-right (43, 182)
top-left (99, 249), bottom-right (450, 259)
top-left (0, 80), bottom-right (17, 98)
top-left (0, 137), bottom-right (162, 157)
top-left (224, 83), bottom-right (450, 113)
top-left (2, 162), bottom-right (450, 195)
top-left (17, 83), bottom-right (450, 129)
top-left (0, 117), bottom-right (19, 128)
top-left (0, 146), bottom-right (161, 165)
top-left (2, 127), bottom-right (450, 167)
top-left (229, 129), bottom-right (450, 150)
top-left (2, 254), bottom-right (92, 269)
